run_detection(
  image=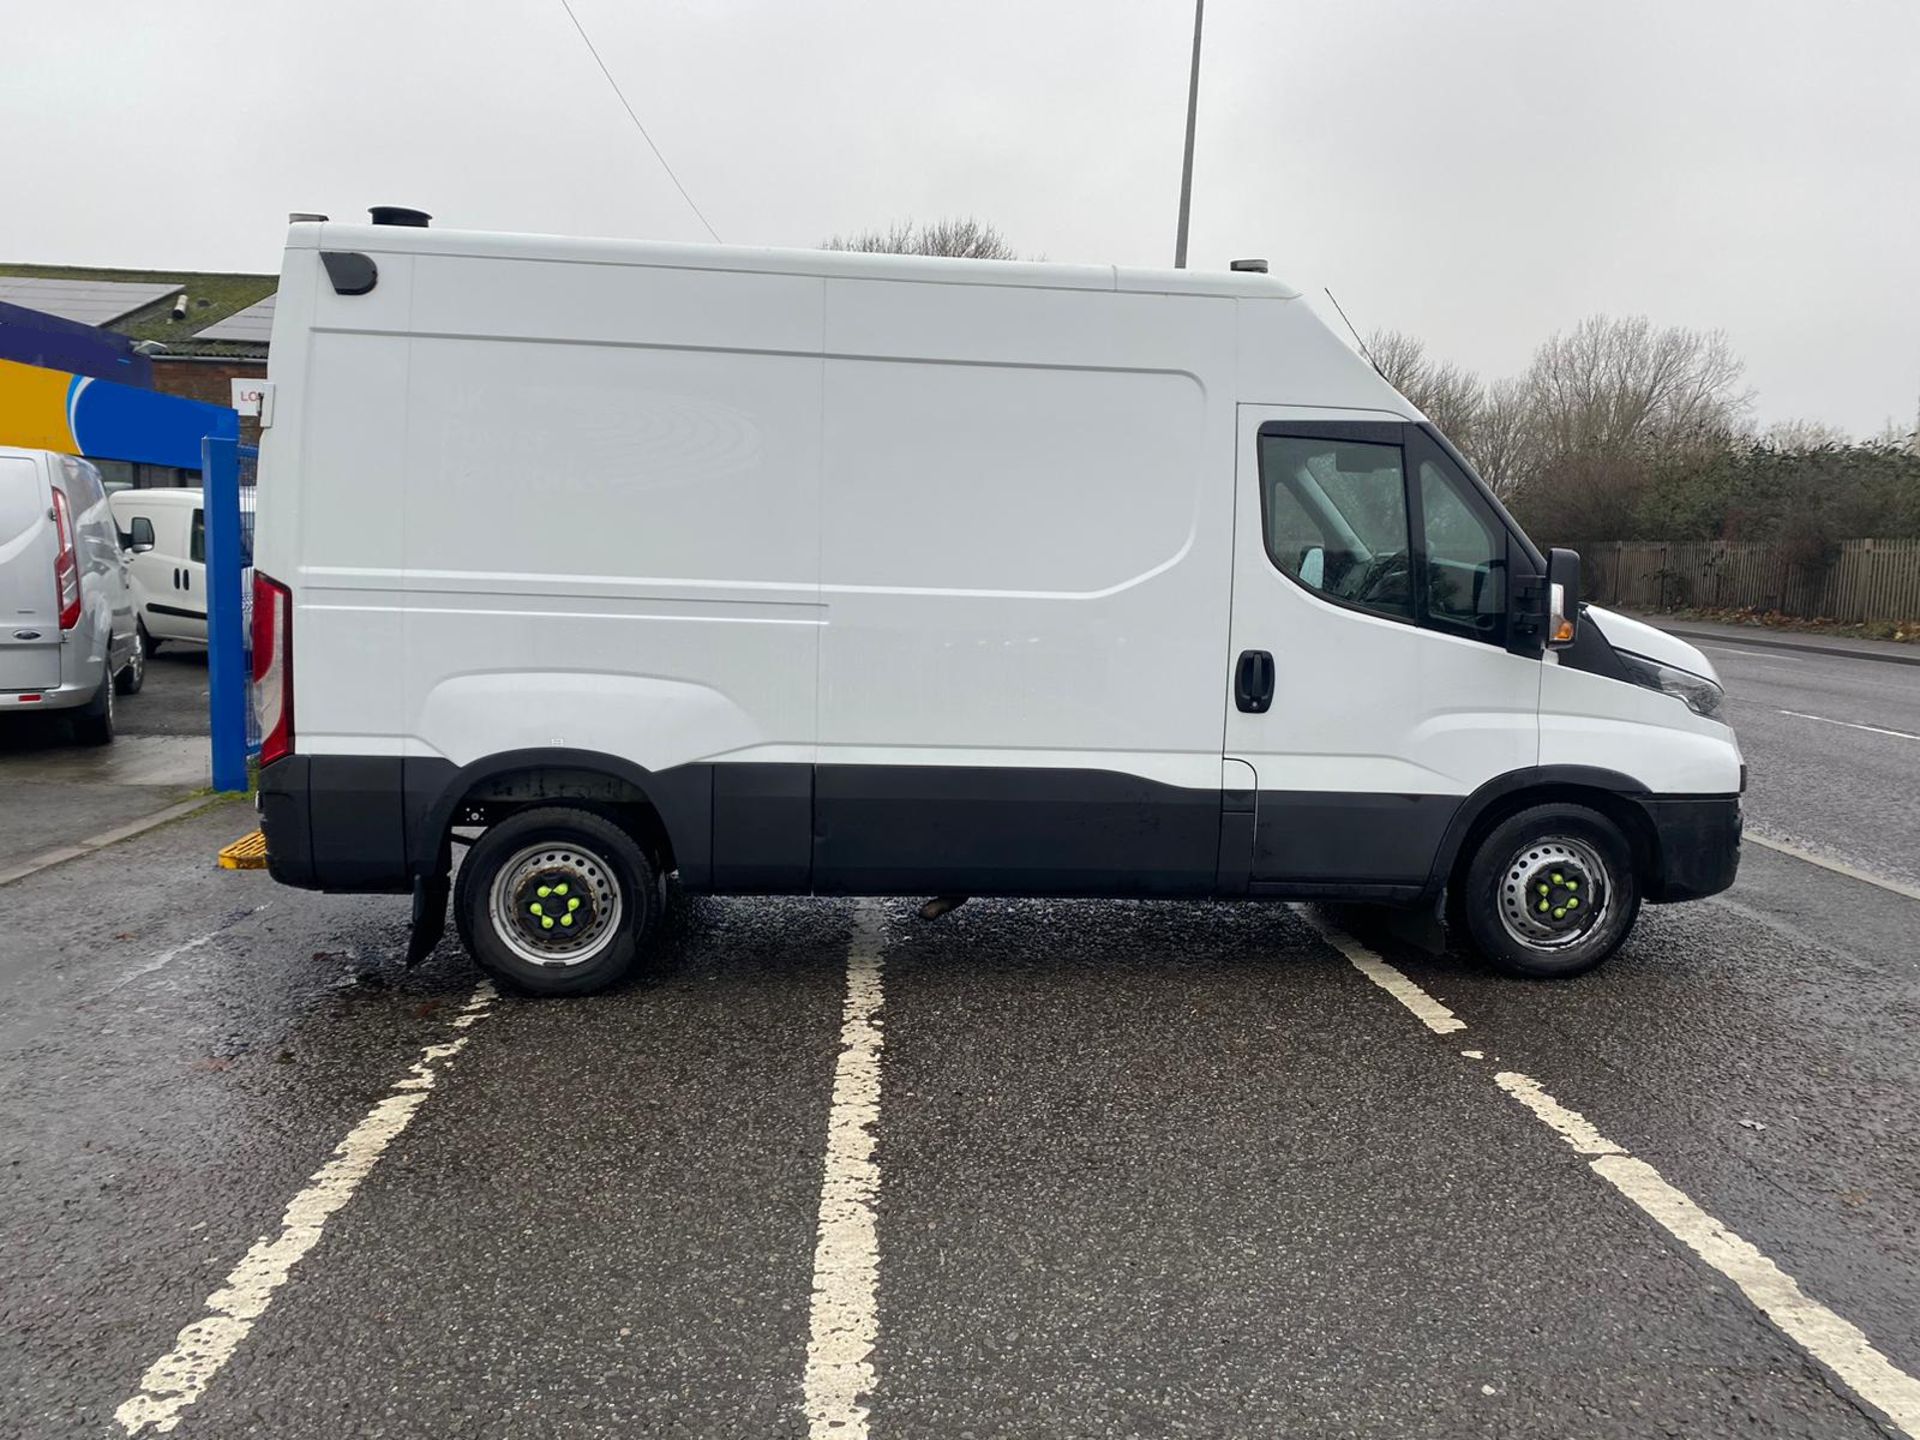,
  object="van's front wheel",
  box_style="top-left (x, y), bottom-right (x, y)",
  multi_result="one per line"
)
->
top-left (454, 807), bottom-right (656, 996)
top-left (1462, 804), bottom-right (1639, 978)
